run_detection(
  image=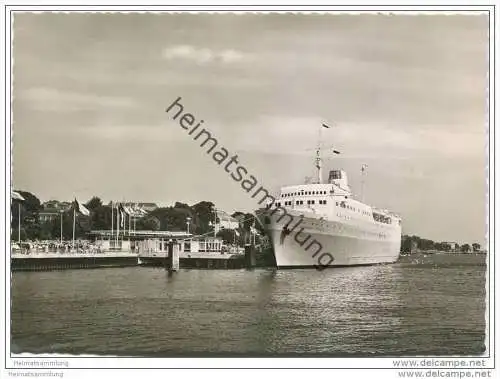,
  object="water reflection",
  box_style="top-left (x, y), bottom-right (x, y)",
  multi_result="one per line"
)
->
top-left (11, 254), bottom-right (486, 356)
